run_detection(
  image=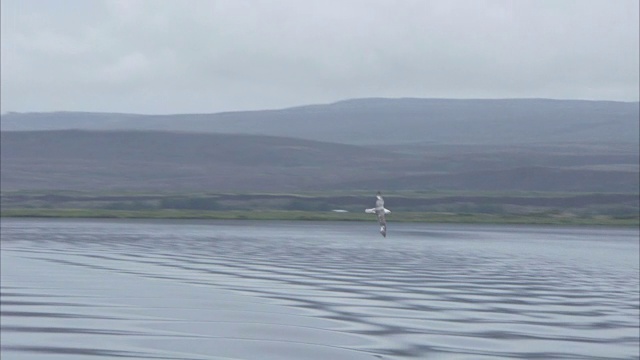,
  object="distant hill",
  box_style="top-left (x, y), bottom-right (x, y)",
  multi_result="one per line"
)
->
top-left (1, 130), bottom-right (637, 192)
top-left (0, 131), bottom-right (399, 192)
top-left (336, 166), bottom-right (639, 193)
top-left (2, 98), bottom-right (638, 145)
